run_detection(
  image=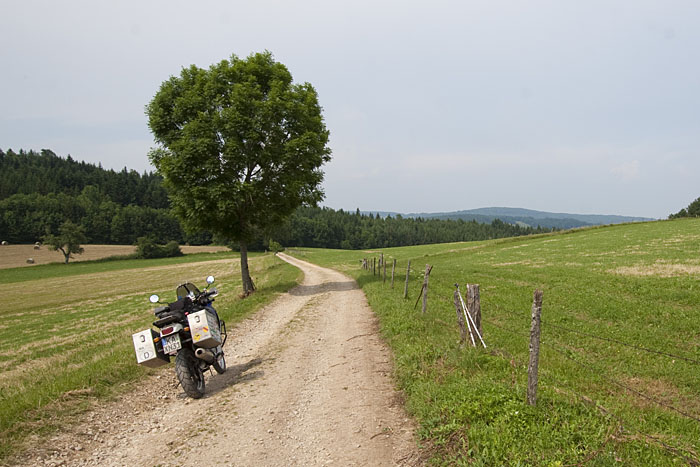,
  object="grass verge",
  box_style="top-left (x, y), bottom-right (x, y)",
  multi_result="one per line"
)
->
top-left (290, 218), bottom-right (700, 465)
